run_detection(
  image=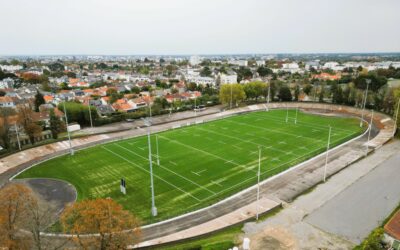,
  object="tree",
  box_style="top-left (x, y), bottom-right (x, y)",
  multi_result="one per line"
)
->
top-left (34, 91), bottom-right (45, 112)
top-left (0, 183), bottom-right (36, 250)
top-left (0, 107), bottom-right (16, 150)
top-left (294, 85), bottom-right (300, 101)
top-left (49, 109), bottom-right (64, 139)
top-left (18, 104), bottom-right (43, 145)
top-left (319, 87), bottom-right (325, 103)
top-left (219, 84), bottom-right (246, 107)
top-left (60, 198), bottom-right (141, 250)
top-left (256, 66), bottom-right (273, 77)
top-left (200, 66), bottom-right (212, 77)
top-left (303, 84), bottom-right (313, 96)
top-left (0, 90), bottom-right (6, 96)
top-left (278, 86), bottom-right (292, 101)
top-left (0, 183), bottom-right (66, 250)
top-left (243, 81), bottom-right (267, 102)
